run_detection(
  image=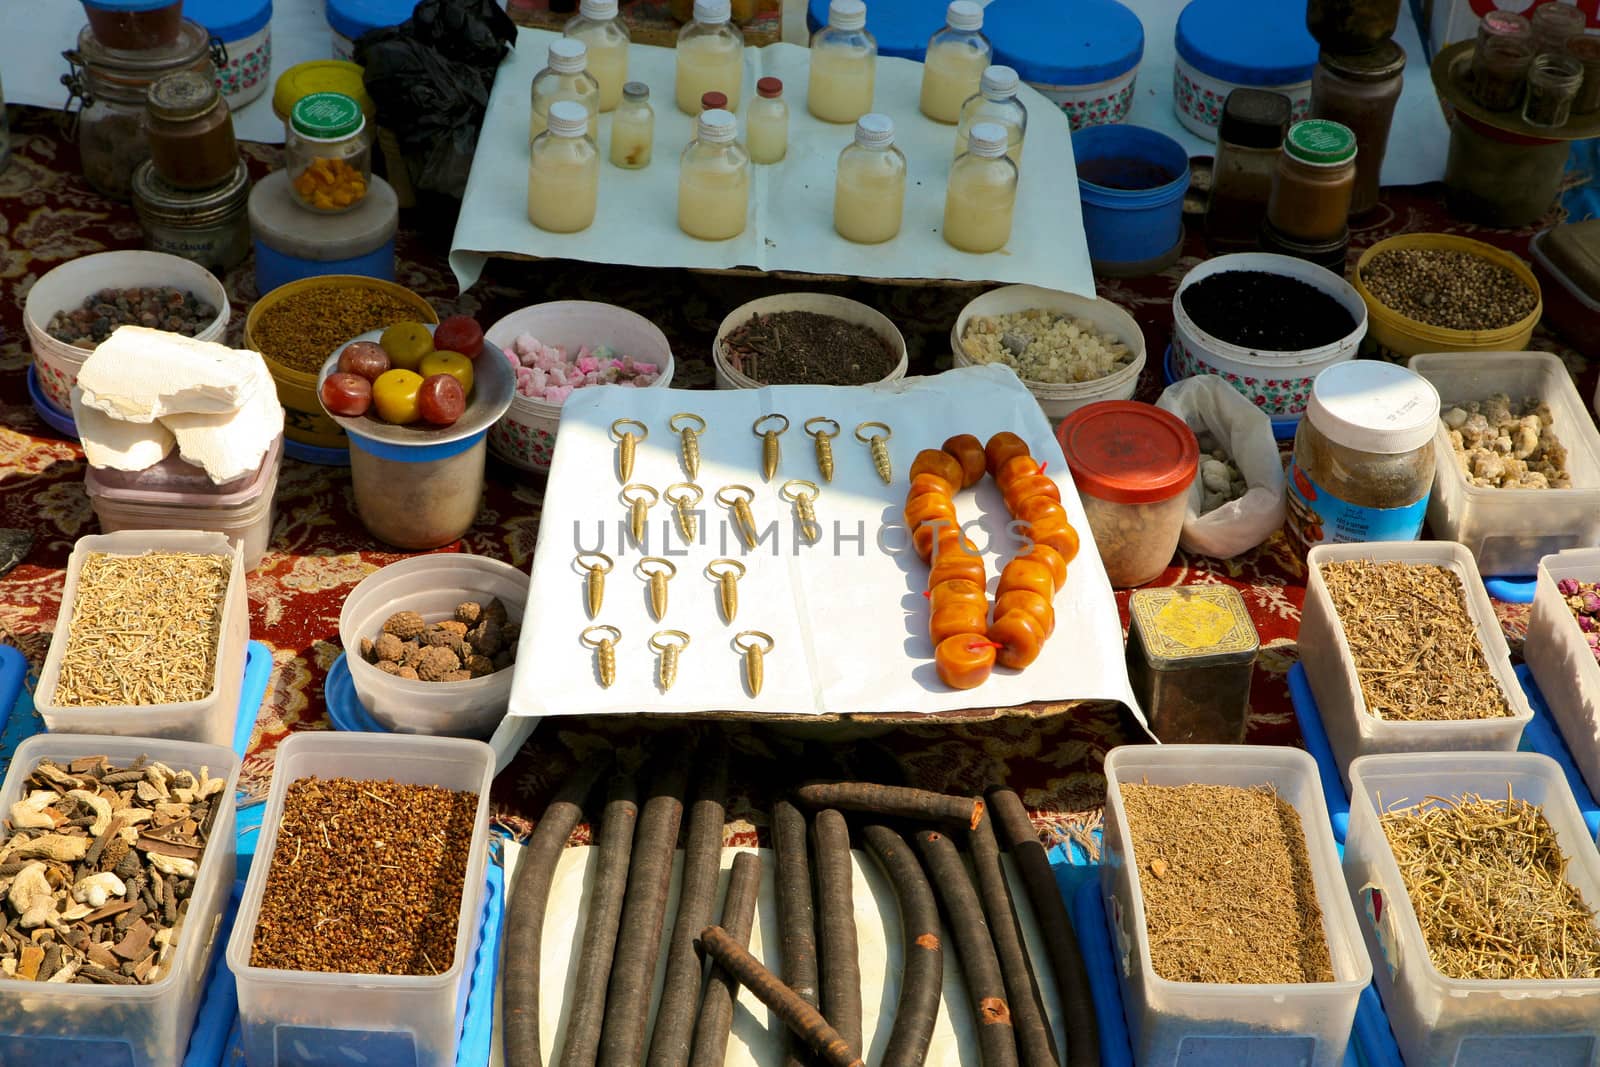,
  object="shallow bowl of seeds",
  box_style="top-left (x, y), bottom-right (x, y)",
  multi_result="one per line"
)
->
top-left (1354, 234), bottom-right (1542, 359)
top-left (712, 292), bottom-right (908, 391)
